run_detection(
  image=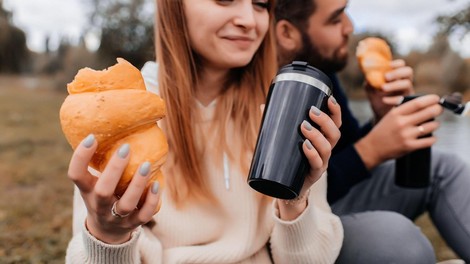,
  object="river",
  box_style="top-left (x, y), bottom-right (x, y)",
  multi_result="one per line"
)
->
top-left (349, 99), bottom-right (470, 164)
